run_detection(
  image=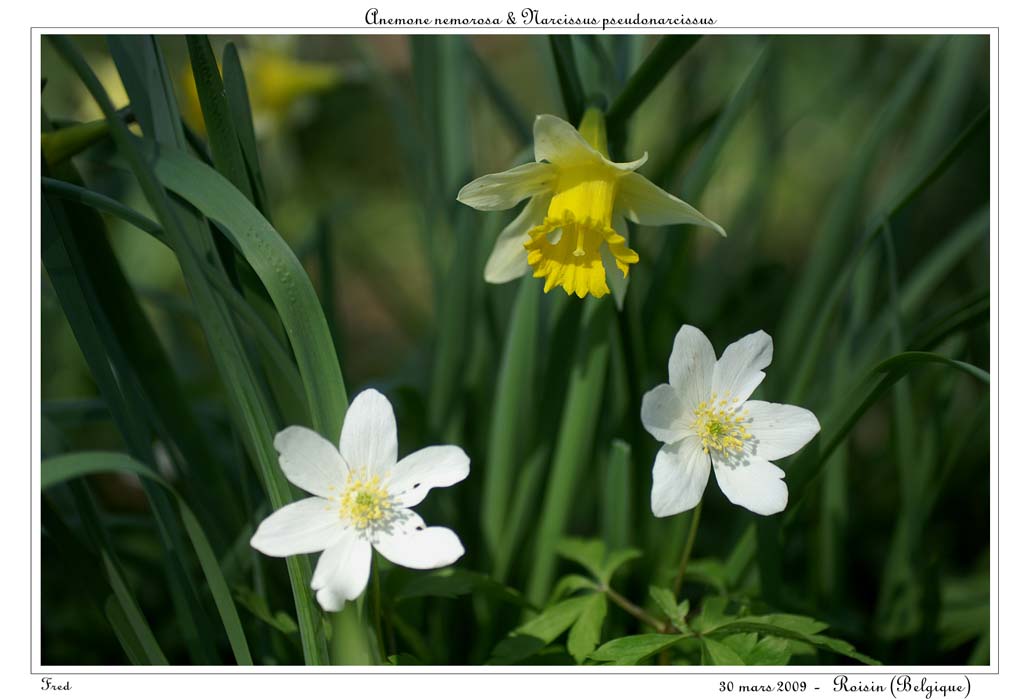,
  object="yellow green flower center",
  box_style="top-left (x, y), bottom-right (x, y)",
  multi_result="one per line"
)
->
top-left (337, 471), bottom-right (393, 529)
top-left (692, 393), bottom-right (752, 455)
top-left (524, 166), bottom-right (639, 299)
